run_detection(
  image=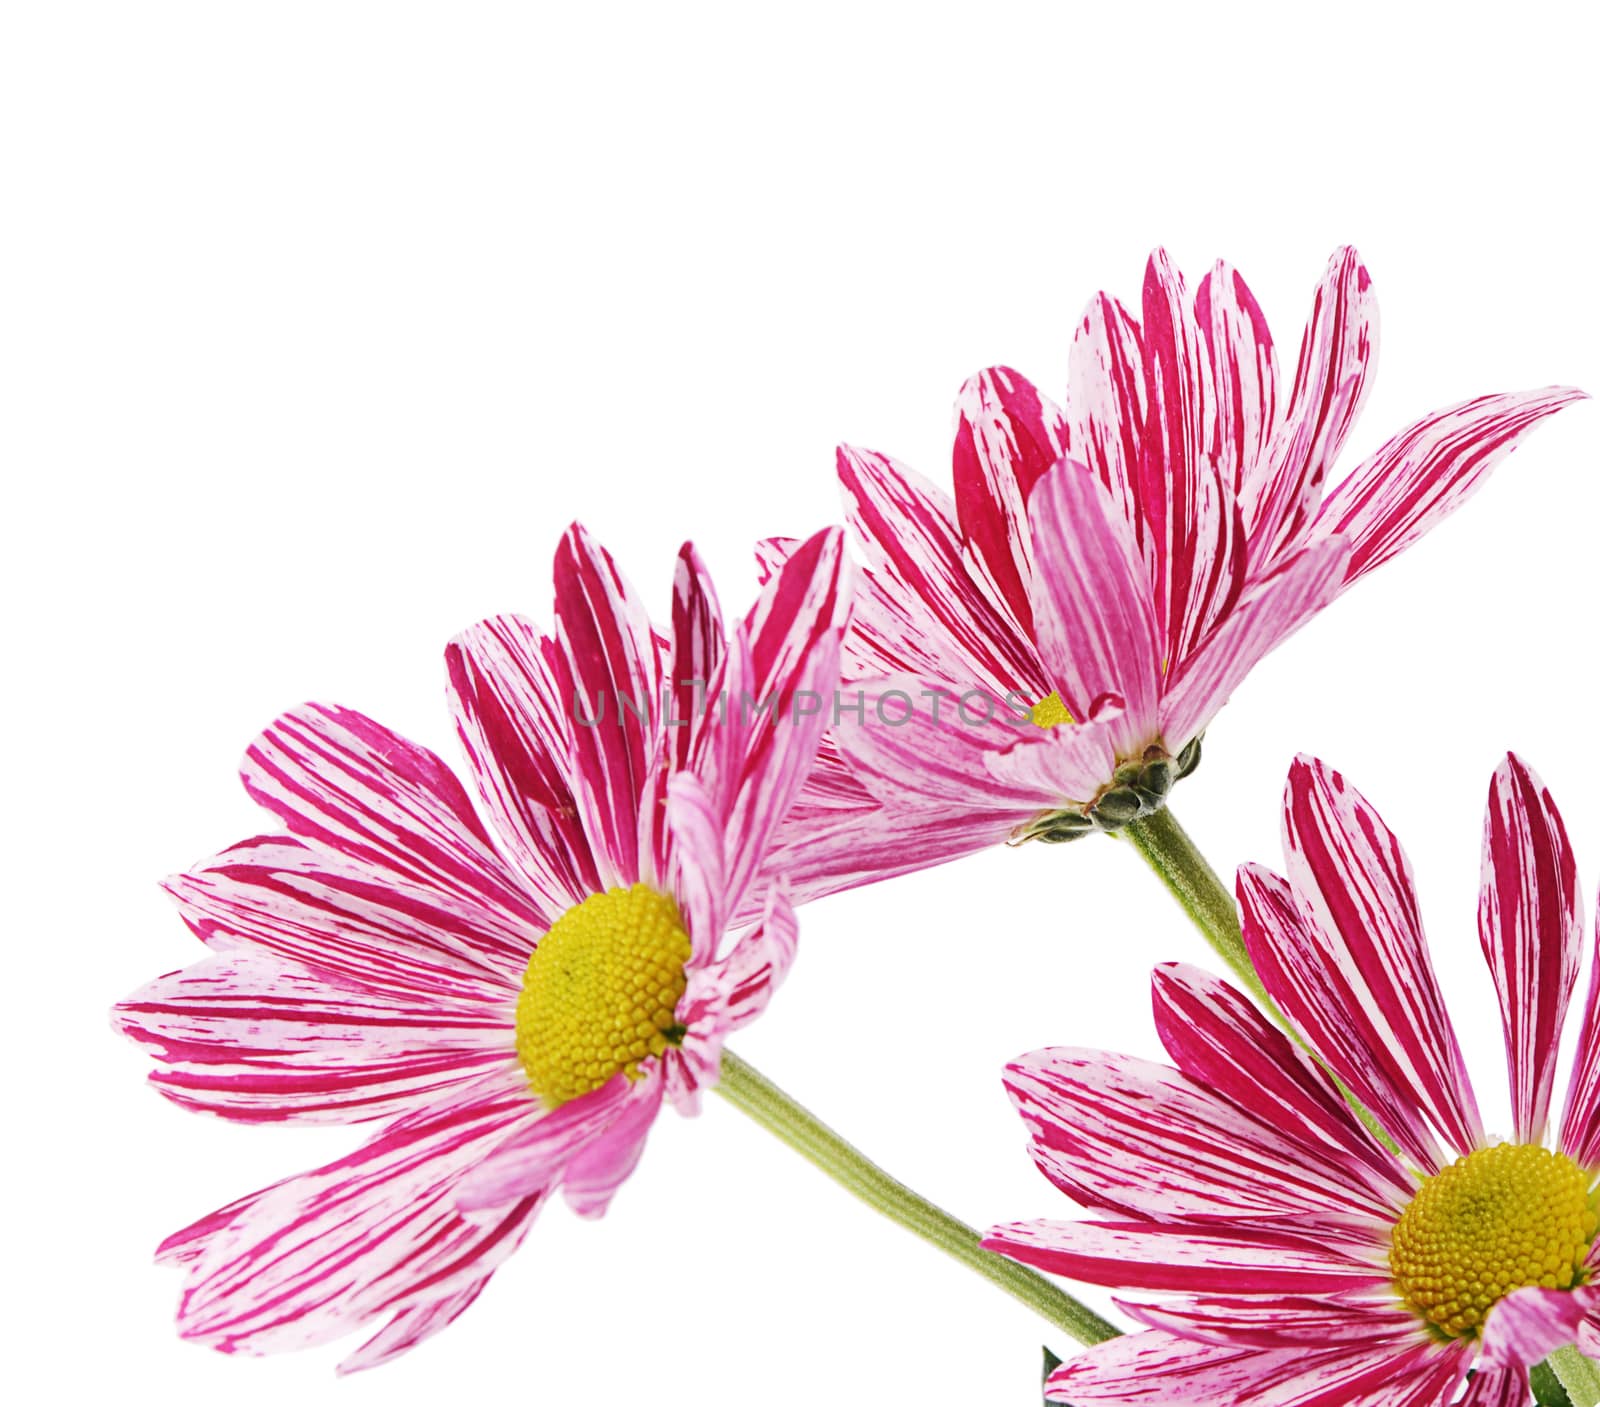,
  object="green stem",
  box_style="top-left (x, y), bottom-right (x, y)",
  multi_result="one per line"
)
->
top-left (1122, 806), bottom-right (1269, 1006)
top-left (1549, 1346), bottom-right (1600, 1407)
top-left (714, 1049), bottom-right (1119, 1348)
